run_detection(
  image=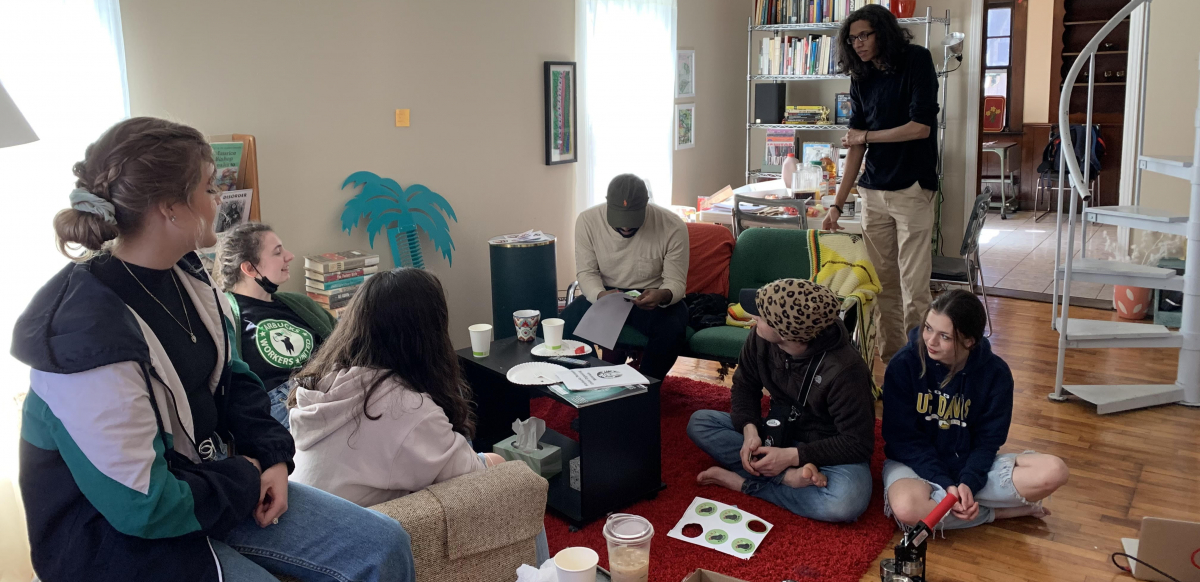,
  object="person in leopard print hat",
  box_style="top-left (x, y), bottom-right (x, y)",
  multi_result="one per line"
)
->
top-left (686, 278), bottom-right (876, 522)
